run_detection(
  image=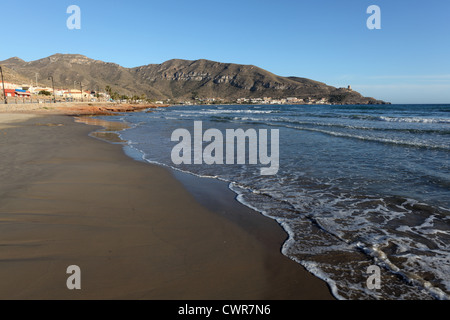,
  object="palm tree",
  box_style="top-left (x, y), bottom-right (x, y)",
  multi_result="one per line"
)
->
top-left (105, 85), bottom-right (112, 97)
